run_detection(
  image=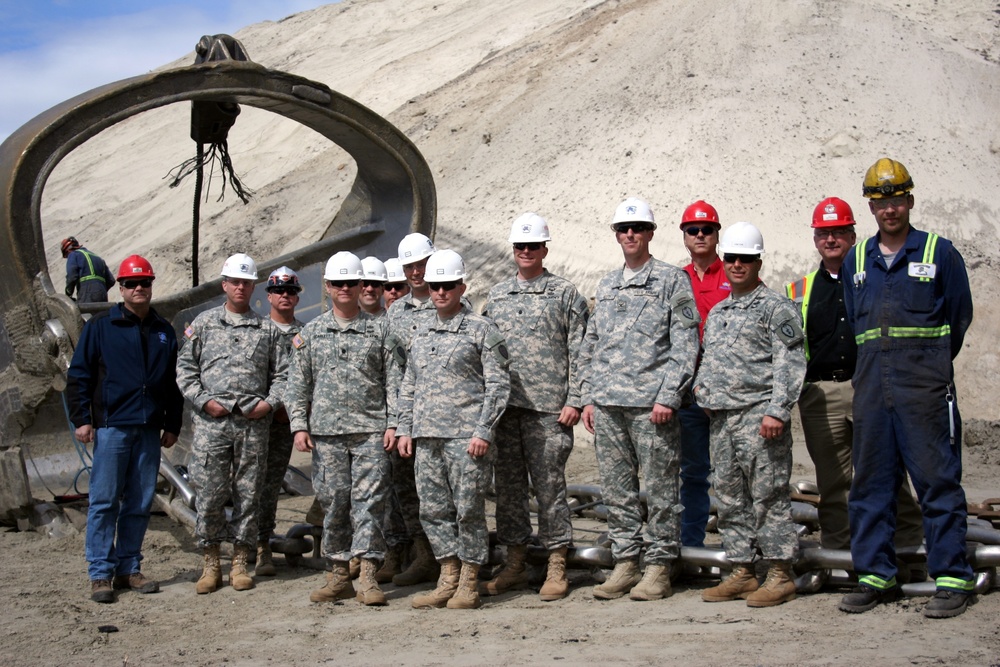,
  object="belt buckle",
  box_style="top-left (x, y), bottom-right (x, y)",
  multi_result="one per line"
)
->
top-left (831, 370), bottom-right (848, 382)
